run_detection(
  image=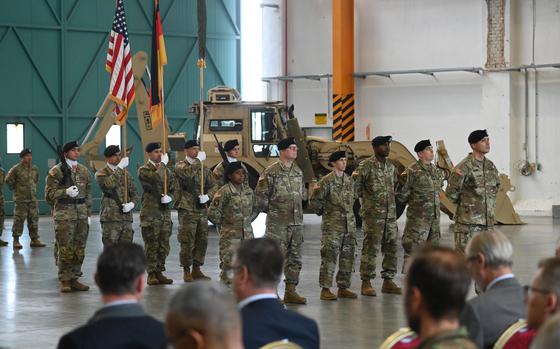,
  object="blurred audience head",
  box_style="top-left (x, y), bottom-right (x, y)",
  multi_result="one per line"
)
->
top-left (526, 257), bottom-right (560, 329)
